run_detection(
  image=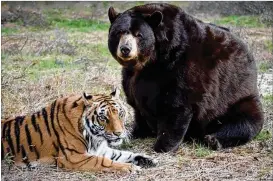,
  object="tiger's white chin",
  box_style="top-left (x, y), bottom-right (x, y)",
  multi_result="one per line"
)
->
top-left (109, 139), bottom-right (123, 147)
